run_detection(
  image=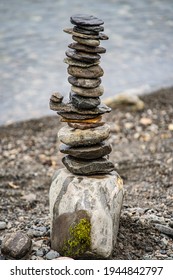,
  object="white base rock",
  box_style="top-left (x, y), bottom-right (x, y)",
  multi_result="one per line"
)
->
top-left (49, 168), bottom-right (124, 258)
